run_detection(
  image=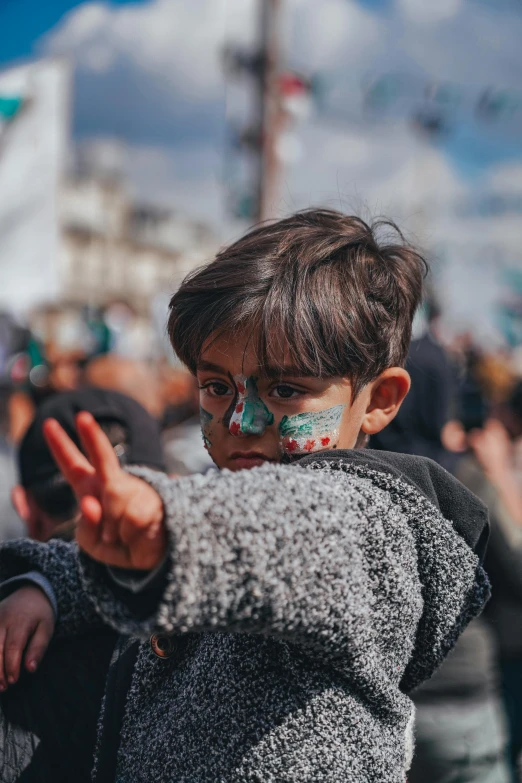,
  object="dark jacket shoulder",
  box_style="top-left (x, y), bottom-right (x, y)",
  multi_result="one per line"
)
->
top-left (297, 448), bottom-right (489, 562)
